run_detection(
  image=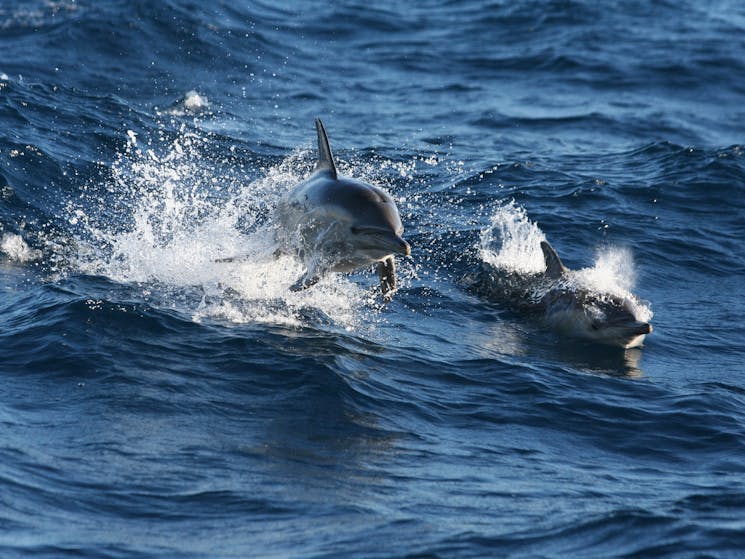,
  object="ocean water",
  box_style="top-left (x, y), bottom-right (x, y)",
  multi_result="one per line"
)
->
top-left (1, 1), bottom-right (745, 557)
